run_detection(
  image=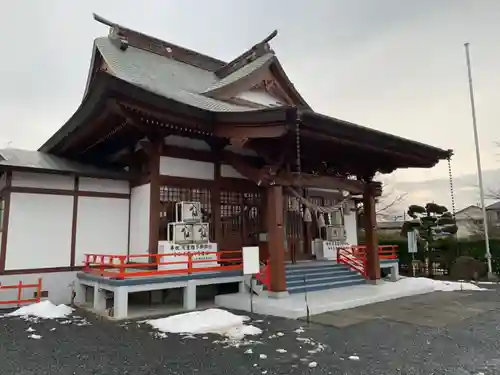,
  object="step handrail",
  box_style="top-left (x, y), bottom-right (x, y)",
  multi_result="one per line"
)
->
top-left (337, 246), bottom-right (367, 277)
